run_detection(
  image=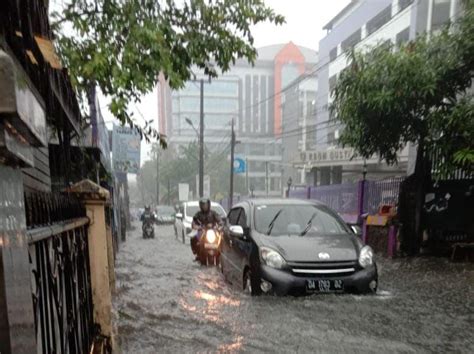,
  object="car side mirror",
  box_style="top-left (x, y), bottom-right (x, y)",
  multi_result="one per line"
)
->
top-left (229, 225), bottom-right (244, 237)
top-left (176, 213), bottom-right (183, 220)
top-left (349, 224), bottom-right (361, 236)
